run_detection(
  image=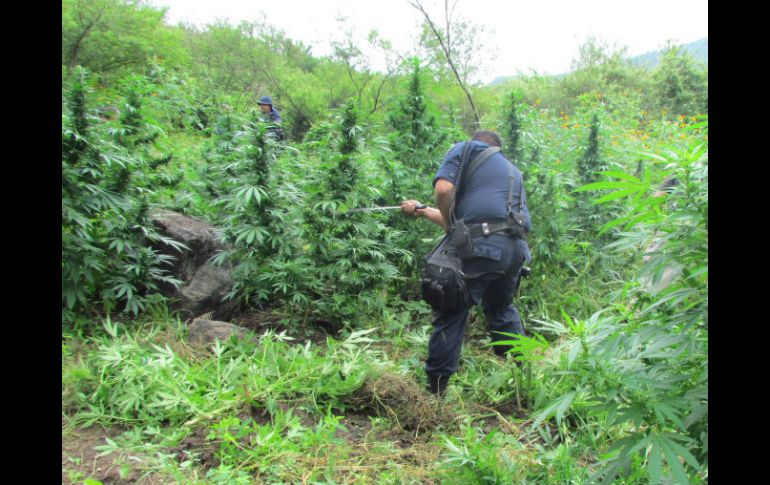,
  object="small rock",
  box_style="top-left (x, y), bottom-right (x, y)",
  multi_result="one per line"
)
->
top-left (188, 319), bottom-right (249, 346)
